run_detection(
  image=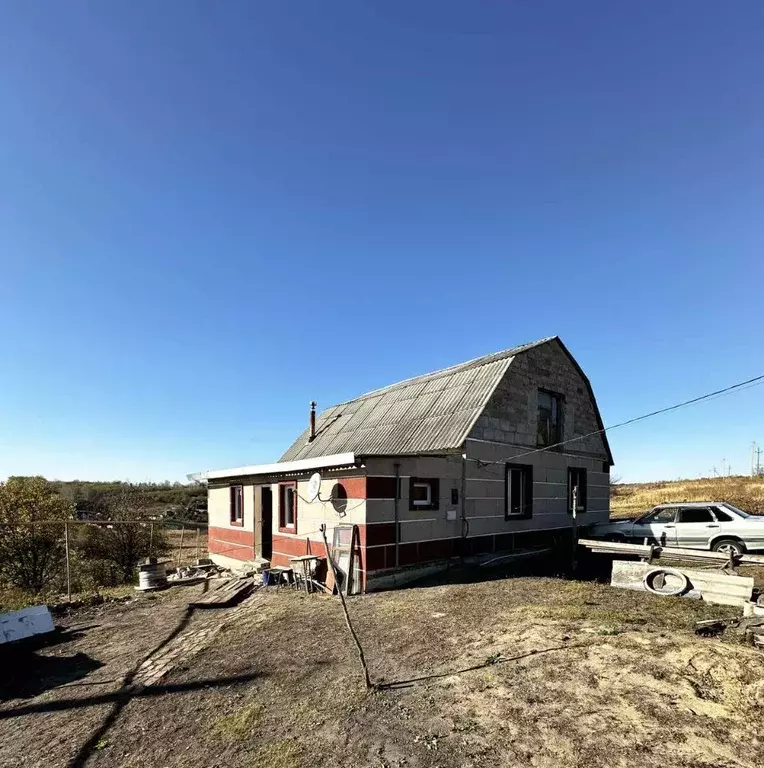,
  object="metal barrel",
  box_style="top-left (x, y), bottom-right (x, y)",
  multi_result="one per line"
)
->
top-left (137, 560), bottom-right (168, 590)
